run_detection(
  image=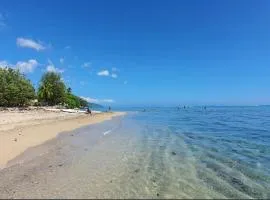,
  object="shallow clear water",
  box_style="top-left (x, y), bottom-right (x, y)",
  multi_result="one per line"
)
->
top-left (1, 106), bottom-right (270, 198)
top-left (121, 106), bottom-right (270, 198)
